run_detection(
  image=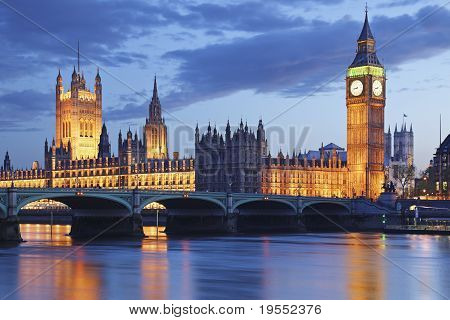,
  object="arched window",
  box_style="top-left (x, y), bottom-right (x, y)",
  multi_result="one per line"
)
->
top-left (90, 122), bottom-right (94, 137)
top-left (80, 120), bottom-right (84, 137)
top-left (68, 122), bottom-right (71, 137)
top-left (62, 122), bottom-right (66, 138)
